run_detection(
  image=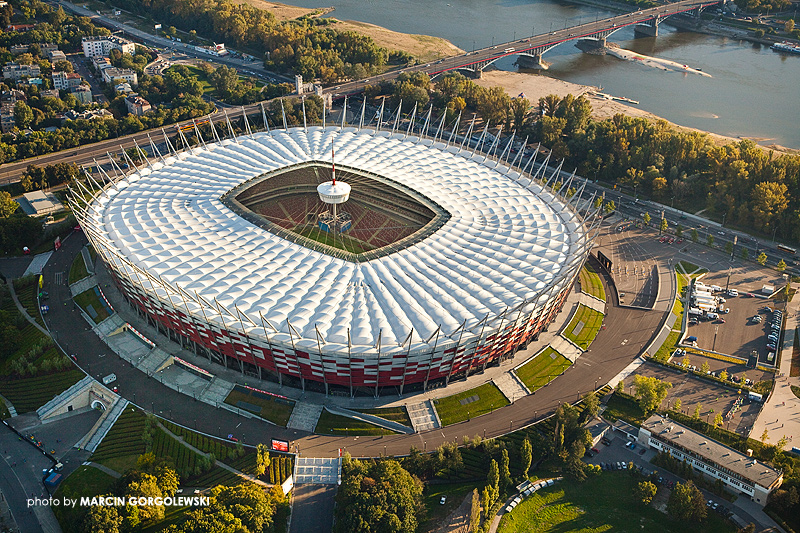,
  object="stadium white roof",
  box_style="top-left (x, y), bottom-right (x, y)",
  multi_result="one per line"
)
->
top-left (88, 127), bottom-right (588, 352)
